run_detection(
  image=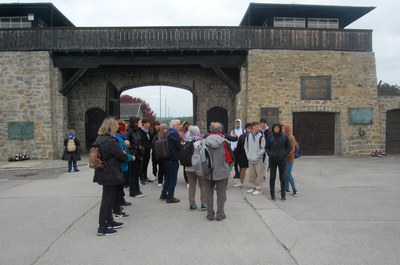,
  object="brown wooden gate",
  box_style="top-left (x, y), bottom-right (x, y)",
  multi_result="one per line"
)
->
top-left (386, 109), bottom-right (400, 154)
top-left (293, 112), bottom-right (335, 155)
